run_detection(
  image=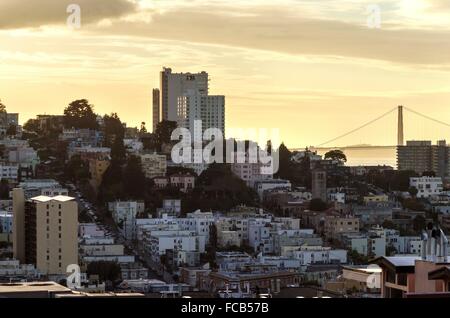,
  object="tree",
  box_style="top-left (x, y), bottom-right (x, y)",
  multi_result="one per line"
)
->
top-left (324, 149), bottom-right (347, 164)
top-left (382, 219), bottom-right (396, 229)
top-left (87, 261), bottom-right (121, 282)
top-left (123, 155), bottom-right (146, 199)
top-left (348, 249), bottom-right (370, 265)
top-left (64, 155), bottom-right (90, 183)
top-left (110, 135), bottom-right (126, 165)
top-left (183, 163), bottom-right (259, 212)
top-left (413, 215), bottom-right (426, 233)
top-left (422, 171), bottom-right (436, 177)
top-left (408, 186), bottom-right (418, 197)
top-left (103, 113), bottom-right (125, 146)
top-left (97, 161), bottom-right (124, 203)
top-left (0, 100), bottom-right (6, 113)
top-left (23, 119), bottom-right (40, 133)
top-left (386, 244), bottom-right (397, 256)
top-left (0, 179), bottom-right (9, 199)
top-left (209, 224), bottom-right (218, 249)
top-left (274, 143), bottom-right (294, 180)
top-left (63, 99), bottom-right (98, 129)
top-left (402, 198), bottom-right (425, 211)
top-left (206, 224), bottom-right (218, 268)
top-left (309, 198), bottom-right (328, 212)
top-left (6, 124), bottom-right (16, 136)
top-left (140, 122), bottom-right (147, 134)
top-left (155, 120), bottom-right (177, 150)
